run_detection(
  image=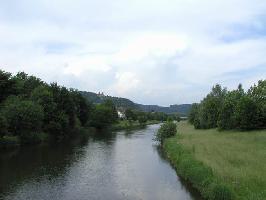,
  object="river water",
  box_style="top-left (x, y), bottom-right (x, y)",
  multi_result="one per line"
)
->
top-left (0, 124), bottom-right (201, 200)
